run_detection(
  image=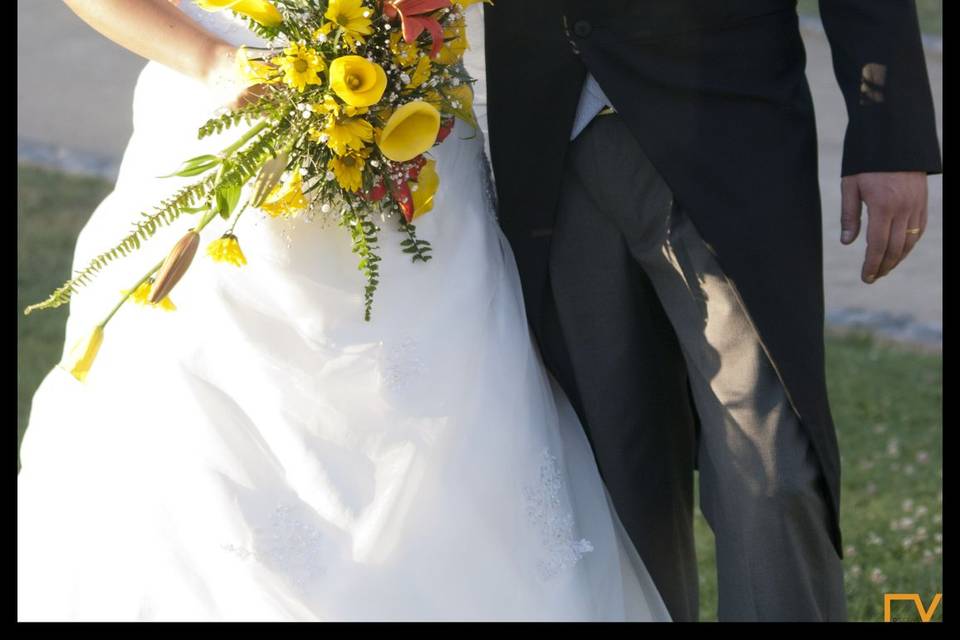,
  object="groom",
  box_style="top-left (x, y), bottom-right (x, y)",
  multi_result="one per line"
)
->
top-left (484, 0), bottom-right (941, 622)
